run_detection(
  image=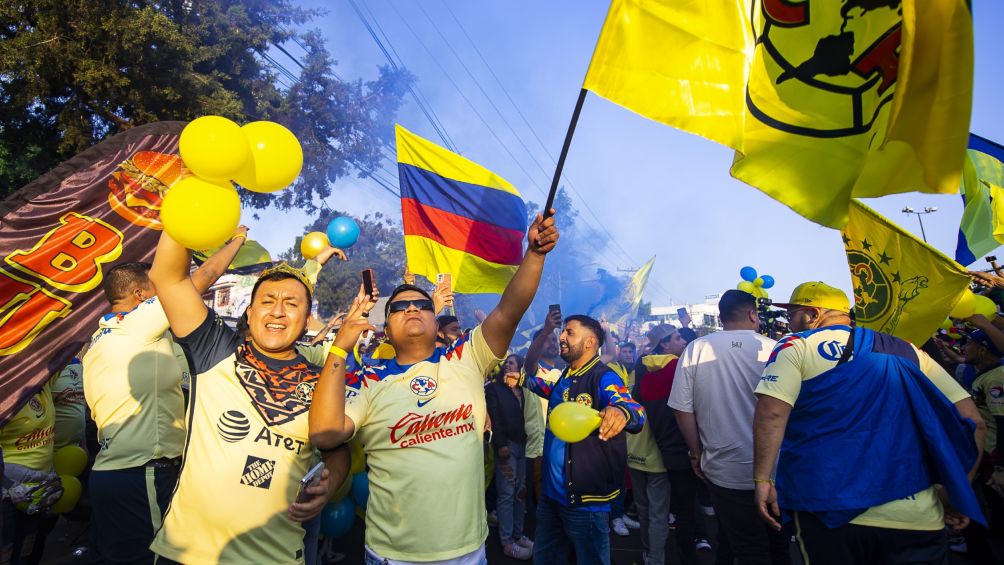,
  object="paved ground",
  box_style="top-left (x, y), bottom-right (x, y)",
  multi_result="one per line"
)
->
top-left (37, 497), bottom-right (985, 564)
